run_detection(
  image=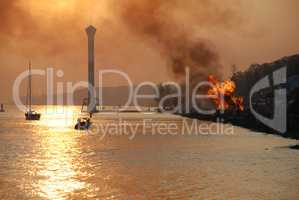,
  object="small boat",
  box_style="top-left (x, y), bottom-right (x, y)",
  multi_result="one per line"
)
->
top-left (75, 117), bottom-right (92, 130)
top-left (25, 62), bottom-right (41, 120)
top-left (25, 111), bottom-right (41, 120)
top-left (0, 104), bottom-right (5, 112)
